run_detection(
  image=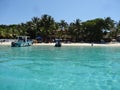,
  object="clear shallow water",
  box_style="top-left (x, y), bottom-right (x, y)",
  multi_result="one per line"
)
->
top-left (0, 46), bottom-right (120, 90)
